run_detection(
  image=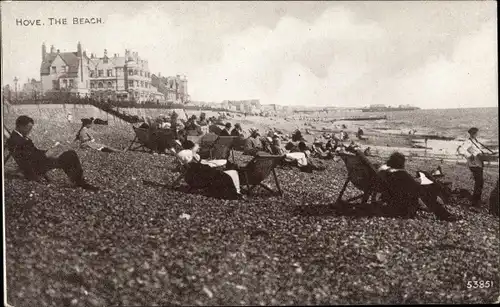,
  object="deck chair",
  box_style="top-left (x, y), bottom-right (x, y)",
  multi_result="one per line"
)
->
top-left (4, 125), bottom-right (12, 163)
top-left (128, 126), bottom-right (155, 153)
top-left (198, 133), bottom-right (219, 159)
top-left (239, 154), bottom-right (285, 197)
top-left (336, 150), bottom-right (386, 205)
top-left (210, 136), bottom-right (237, 162)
